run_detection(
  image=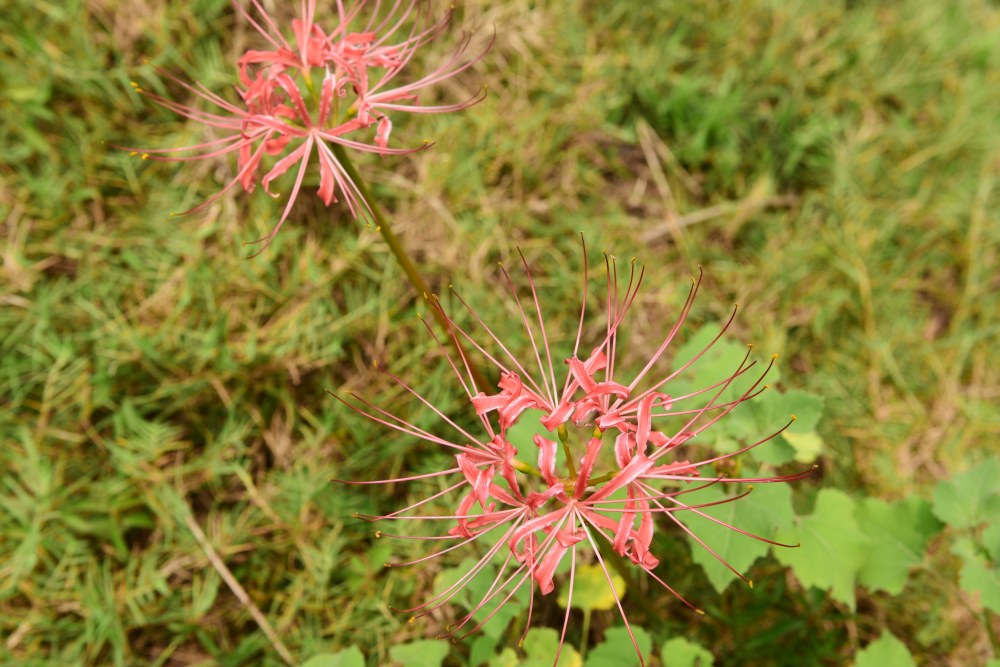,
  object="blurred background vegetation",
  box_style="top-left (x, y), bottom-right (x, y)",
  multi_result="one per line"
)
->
top-left (1, 0), bottom-right (998, 664)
